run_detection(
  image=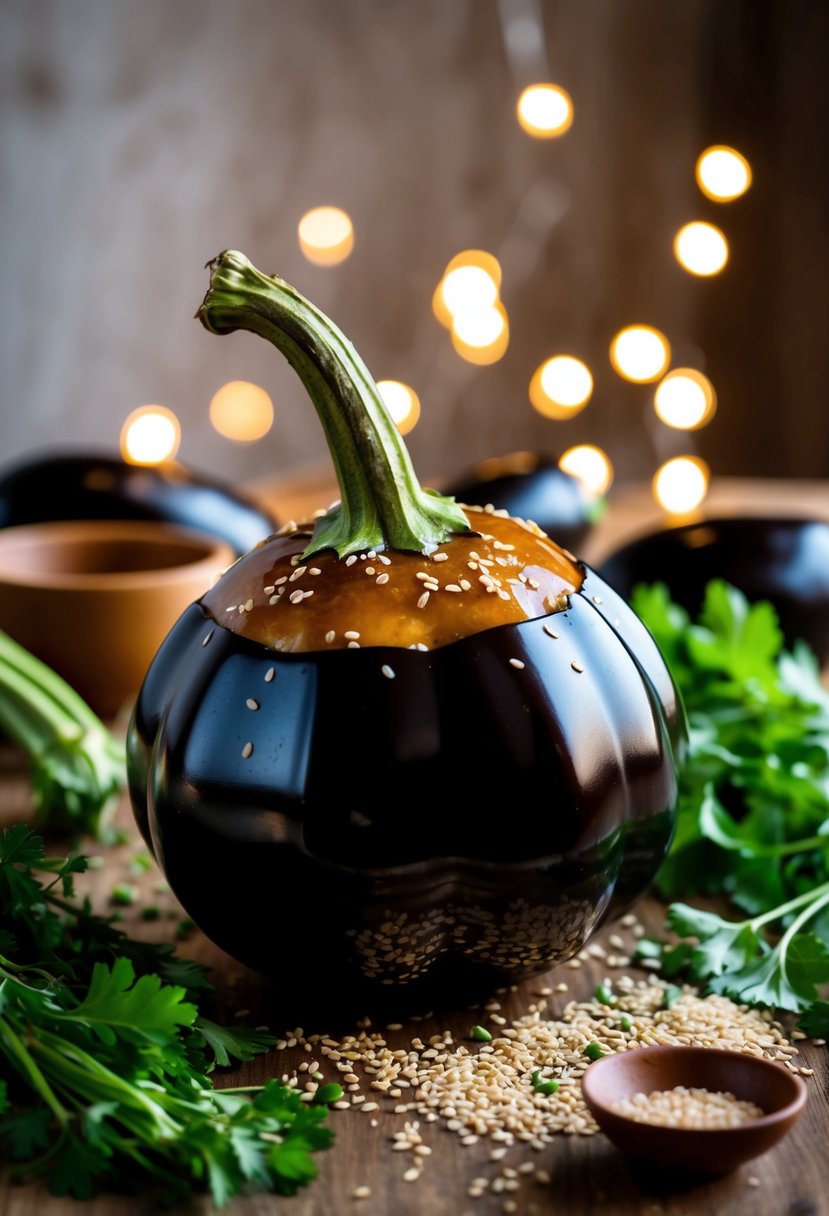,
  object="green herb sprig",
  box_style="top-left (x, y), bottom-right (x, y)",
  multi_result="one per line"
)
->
top-left (0, 826), bottom-right (334, 1203)
top-left (633, 580), bottom-right (829, 1027)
